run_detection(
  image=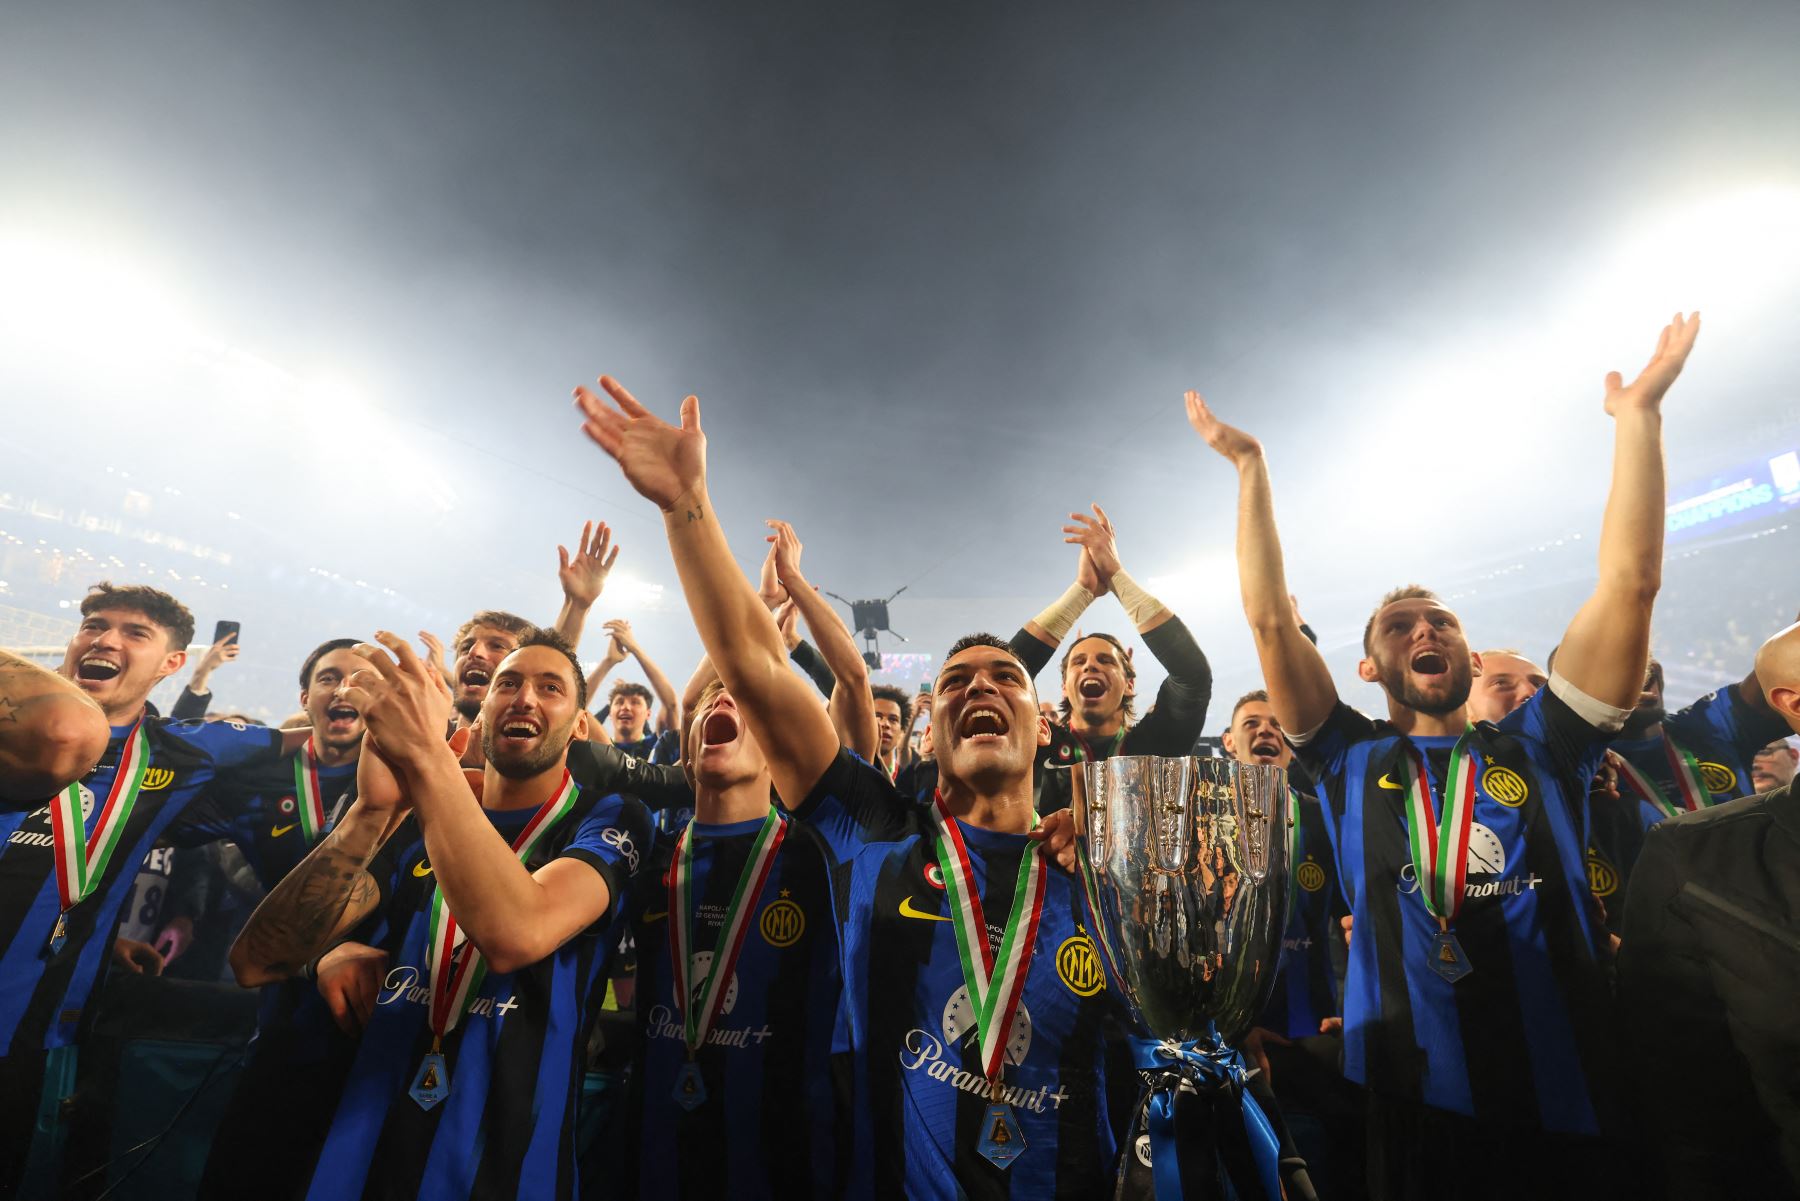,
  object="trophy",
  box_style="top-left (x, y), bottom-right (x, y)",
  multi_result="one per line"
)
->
top-left (1071, 754), bottom-right (1291, 1201)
